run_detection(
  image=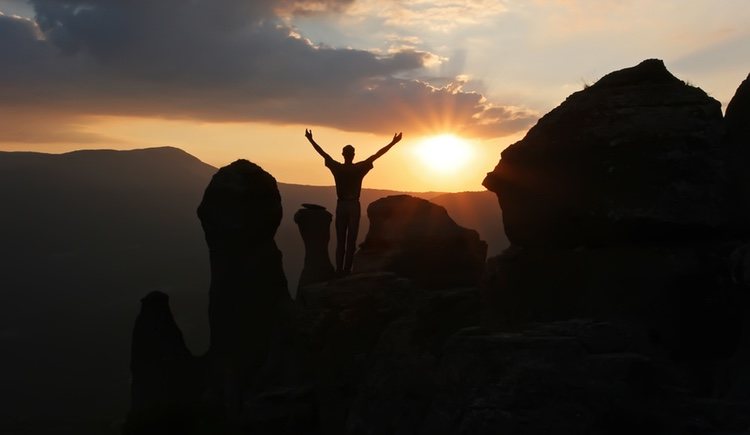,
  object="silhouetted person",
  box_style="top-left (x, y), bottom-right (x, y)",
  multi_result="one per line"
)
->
top-left (305, 129), bottom-right (402, 275)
